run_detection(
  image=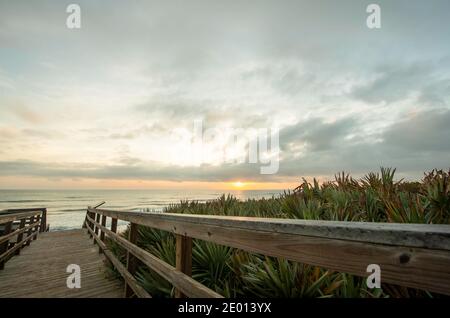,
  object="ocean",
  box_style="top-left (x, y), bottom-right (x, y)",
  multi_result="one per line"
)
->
top-left (0, 189), bottom-right (284, 231)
